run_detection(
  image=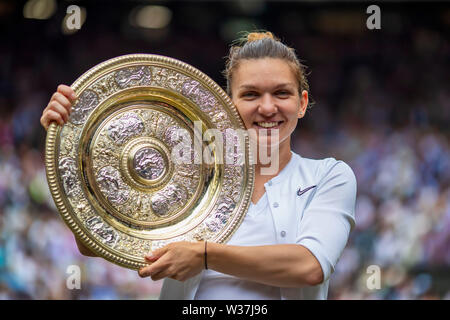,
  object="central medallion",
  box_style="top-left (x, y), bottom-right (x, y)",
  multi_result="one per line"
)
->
top-left (121, 136), bottom-right (173, 191)
top-left (133, 147), bottom-right (165, 181)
